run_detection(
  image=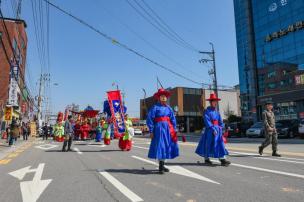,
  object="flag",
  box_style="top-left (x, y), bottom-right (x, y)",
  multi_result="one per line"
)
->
top-left (107, 90), bottom-right (126, 137)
